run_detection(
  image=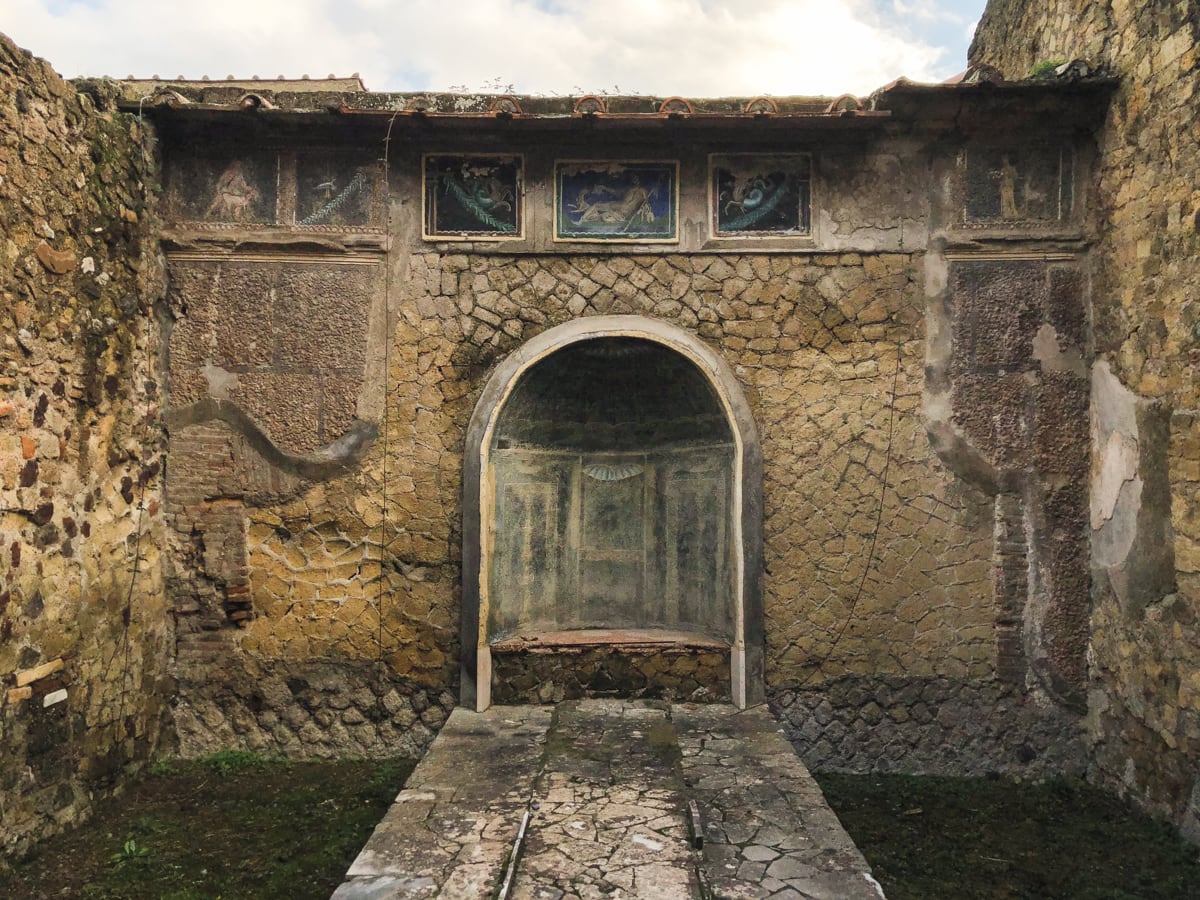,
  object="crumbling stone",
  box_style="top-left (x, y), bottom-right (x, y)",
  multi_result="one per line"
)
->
top-left (0, 32), bottom-right (168, 856)
top-left (974, 0), bottom-right (1200, 843)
